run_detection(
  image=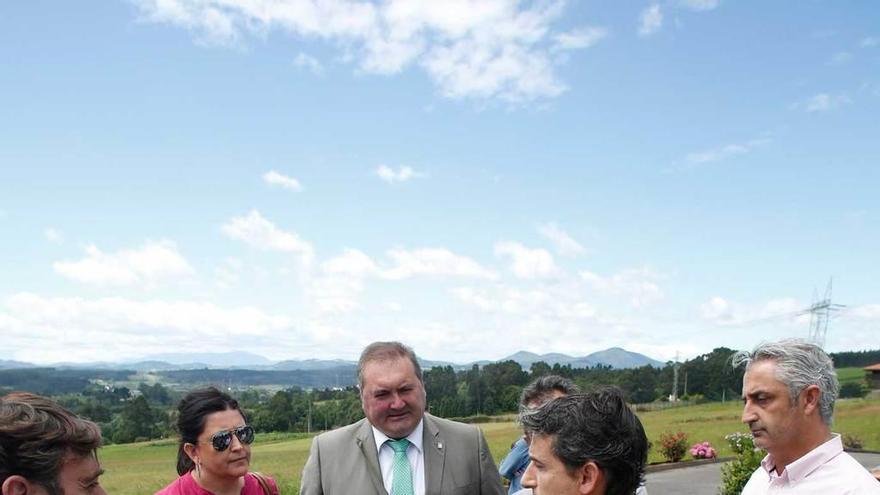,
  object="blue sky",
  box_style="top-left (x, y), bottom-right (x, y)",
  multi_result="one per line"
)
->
top-left (1, 0), bottom-right (878, 364)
